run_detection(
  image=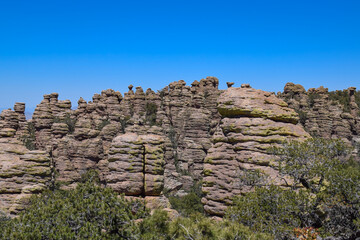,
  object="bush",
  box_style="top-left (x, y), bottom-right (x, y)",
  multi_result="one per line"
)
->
top-left (54, 113), bottom-right (76, 133)
top-left (0, 170), bottom-right (148, 240)
top-left (227, 138), bottom-right (360, 239)
top-left (97, 119), bottom-right (110, 131)
top-left (169, 213), bottom-right (273, 240)
top-left (169, 182), bottom-right (204, 217)
top-left (328, 90), bottom-right (351, 113)
top-left (140, 210), bottom-right (273, 240)
top-left (119, 116), bottom-right (130, 133)
top-left (140, 209), bottom-right (170, 240)
top-left (169, 192), bottom-right (204, 217)
top-left (20, 121), bottom-right (36, 150)
top-left (227, 185), bottom-right (314, 239)
top-left (145, 102), bottom-right (157, 126)
top-left (355, 91), bottom-right (360, 115)
top-left (307, 92), bottom-right (320, 108)
top-left (296, 109), bottom-right (307, 125)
